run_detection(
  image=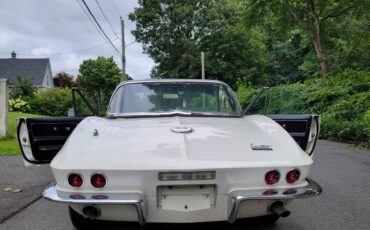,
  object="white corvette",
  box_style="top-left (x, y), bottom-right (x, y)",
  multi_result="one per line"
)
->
top-left (17, 79), bottom-right (321, 229)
